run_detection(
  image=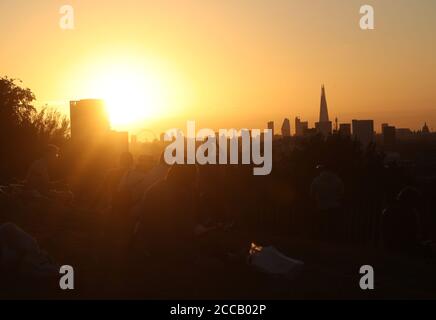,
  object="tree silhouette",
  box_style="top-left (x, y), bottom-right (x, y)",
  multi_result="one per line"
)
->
top-left (30, 106), bottom-right (70, 146)
top-left (0, 77), bottom-right (35, 124)
top-left (0, 76), bottom-right (70, 181)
